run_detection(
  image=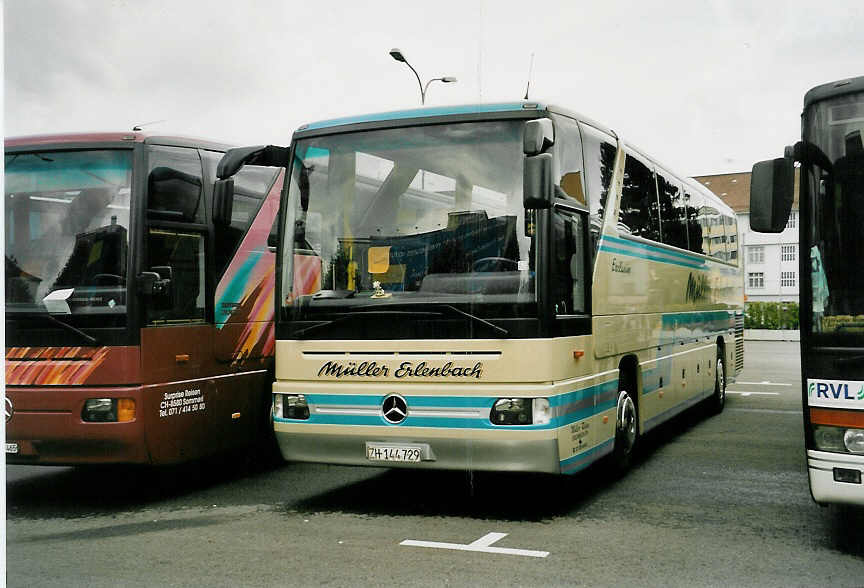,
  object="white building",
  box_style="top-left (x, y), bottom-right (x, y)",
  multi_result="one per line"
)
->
top-left (694, 172), bottom-right (799, 303)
